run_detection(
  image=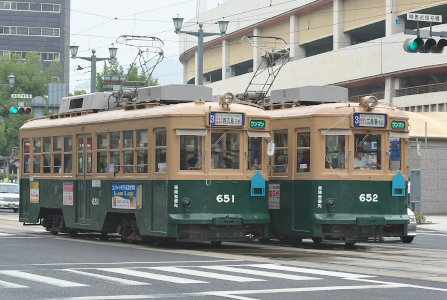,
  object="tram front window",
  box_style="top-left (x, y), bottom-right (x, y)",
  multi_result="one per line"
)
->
top-left (354, 133), bottom-right (381, 170)
top-left (211, 132), bottom-right (240, 169)
top-left (248, 137), bottom-right (262, 170)
top-left (389, 137), bottom-right (402, 170)
top-left (180, 135), bottom-right (202, 170)
top-left (325, 135), bottom-right (346, 169)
